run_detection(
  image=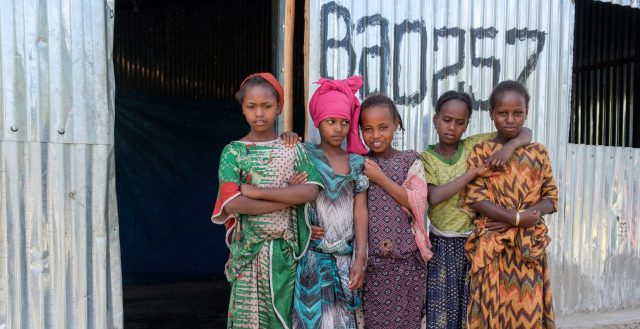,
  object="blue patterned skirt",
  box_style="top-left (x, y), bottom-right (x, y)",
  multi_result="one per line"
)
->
top-left (426, 233), bottom-right (471, 329)
top-left (293, 249), bottom-right (361, 329)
